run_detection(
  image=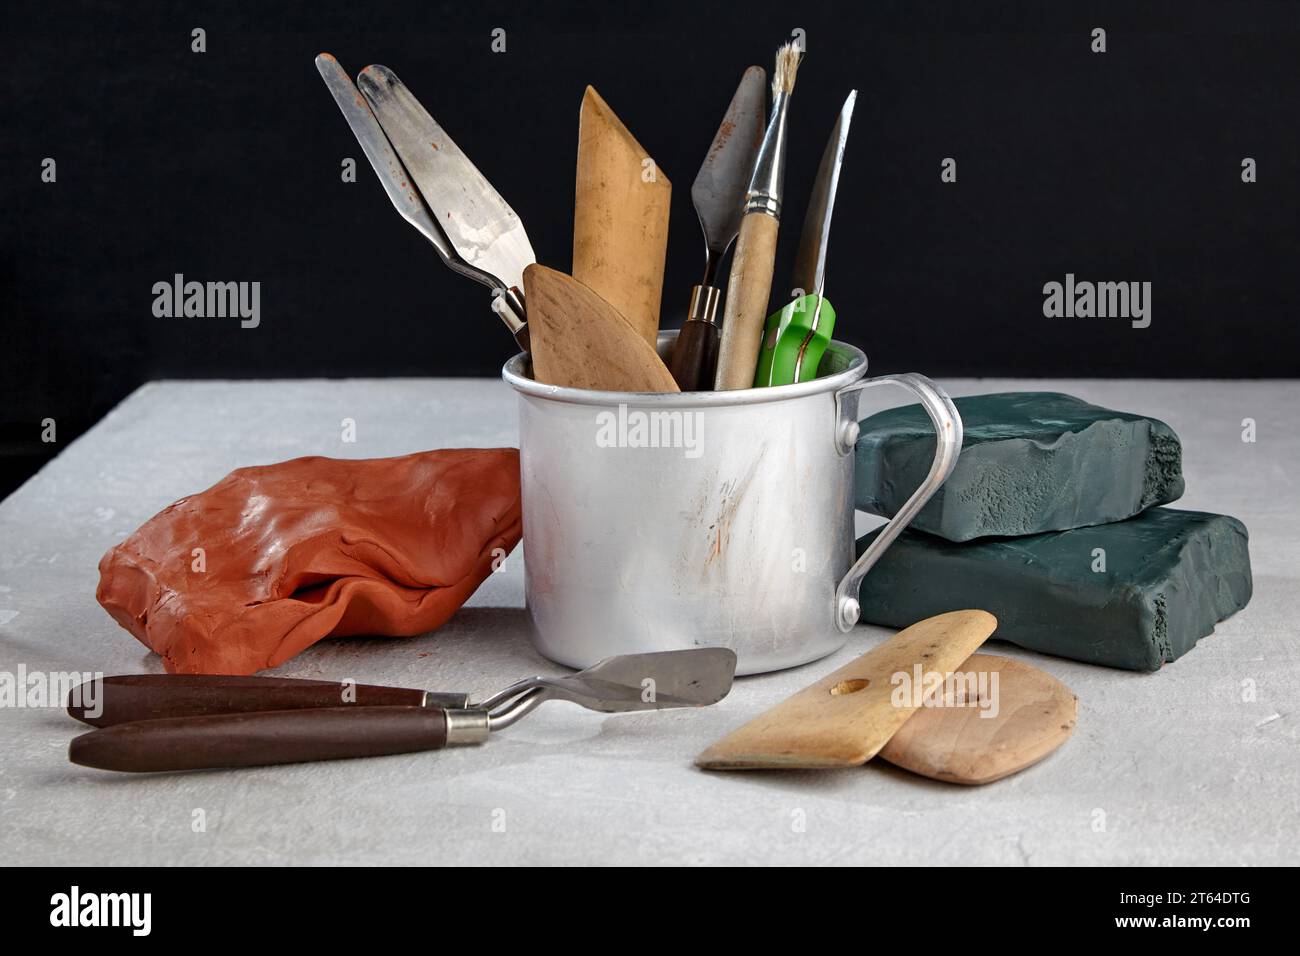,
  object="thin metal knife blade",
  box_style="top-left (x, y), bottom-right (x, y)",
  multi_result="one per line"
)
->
top-left (316, 54), bottom-right (528, 347)
top-left (315, 55), bottom-right (502, 292)
top-left (558, 648), bottom-right (738, 712)
top-left (790, 90), bottom-right (857, 298)
top-left (474, 648), bottom-right (738, 730)
top-left (315, 55), bottom-right (455, 265)
top-left (691, 67), bottom-right (767, 261)
top-left (357, 64), bottom-right (536, 298)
